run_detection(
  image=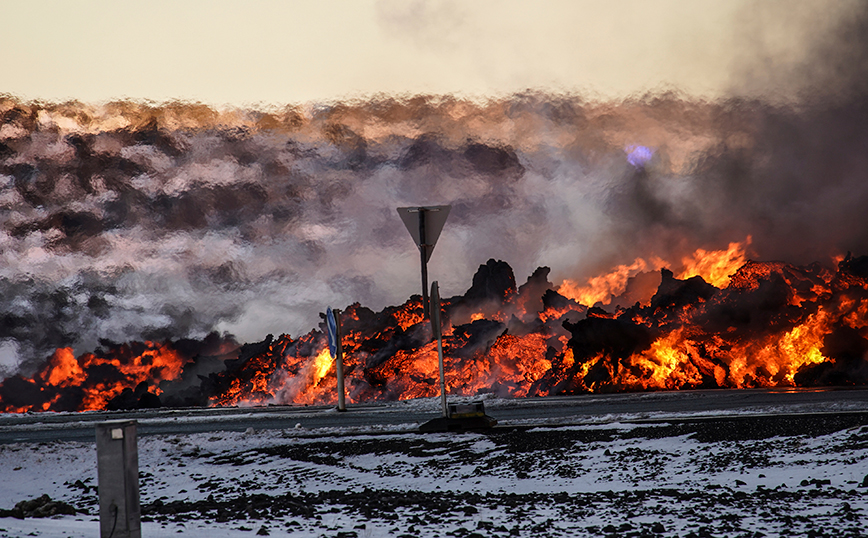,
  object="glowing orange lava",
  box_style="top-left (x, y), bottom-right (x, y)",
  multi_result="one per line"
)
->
top-left (3, 247), bottom-right (867, 413)
top-left (677, 237), bottom-right (751, 288)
